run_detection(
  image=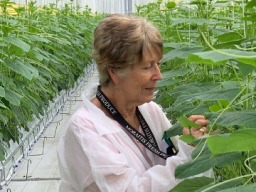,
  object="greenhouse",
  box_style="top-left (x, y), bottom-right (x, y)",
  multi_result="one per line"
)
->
top-left (1, 0), bottom-right (256, 191)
